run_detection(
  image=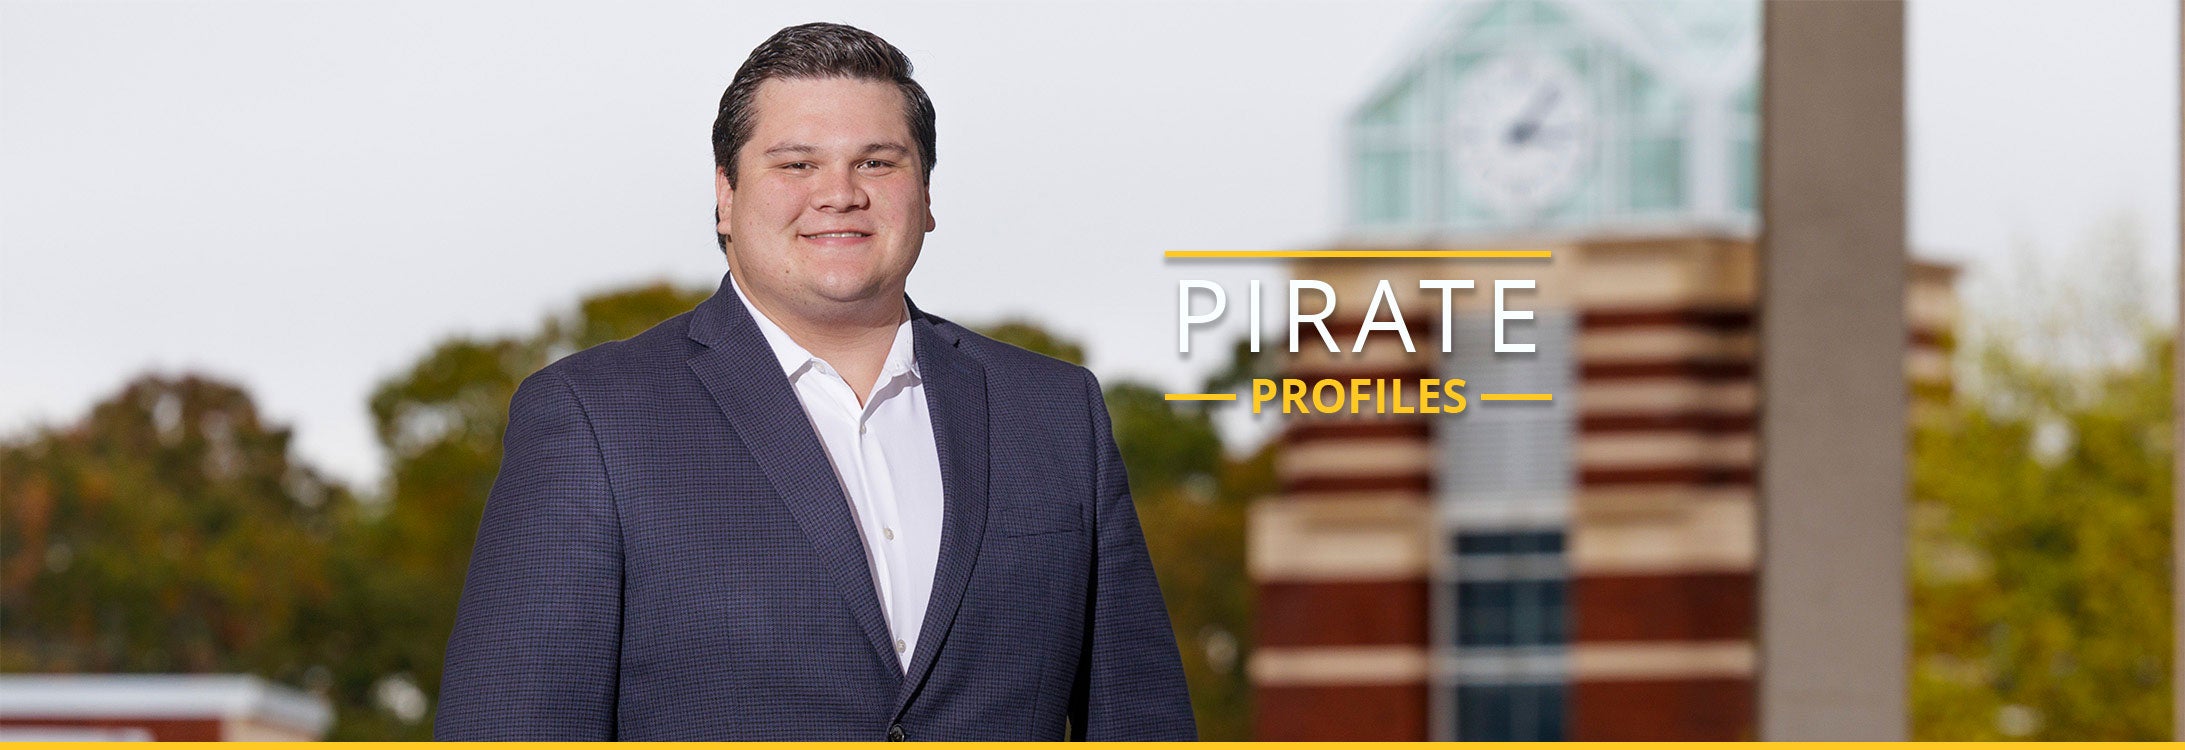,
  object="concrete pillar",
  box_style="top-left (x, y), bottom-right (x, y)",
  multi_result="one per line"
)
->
top-left (1756, 0), bottom-right (1908, 740)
